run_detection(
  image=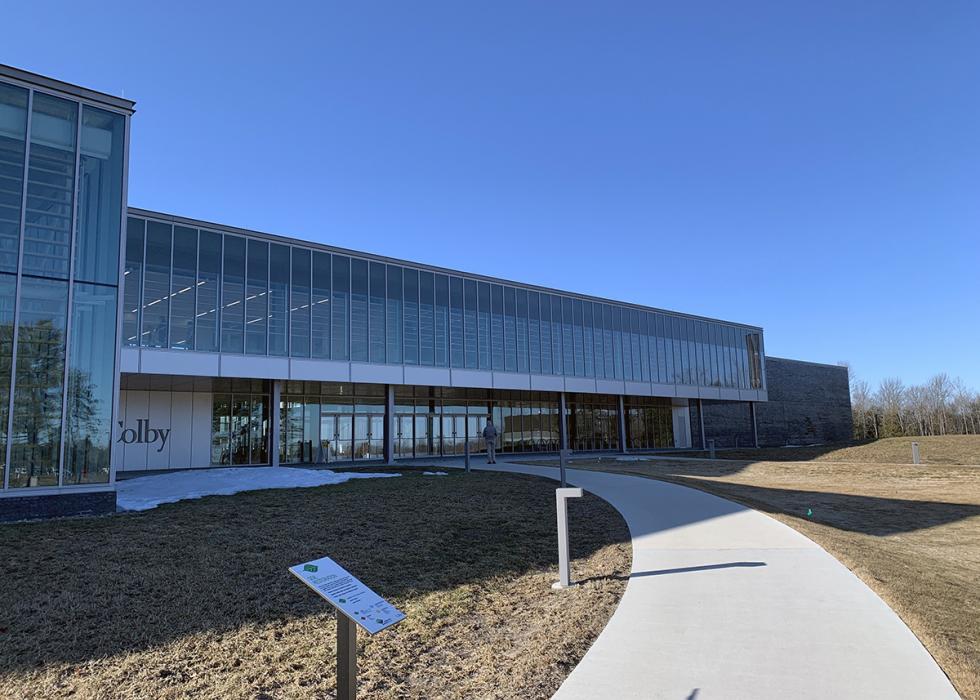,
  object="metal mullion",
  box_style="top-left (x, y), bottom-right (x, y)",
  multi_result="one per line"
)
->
top-left (308, 248), bottom-right (313, 361)
top-left (166, 223), bottom-right (174, 349)
top-left (56, 101), bottom-right (82, 487)
top-left (193, 228), bottom-right (200, 350)
top-left (139, 219), bottom-right (147, 345)
top-left (3, 88), bottom-right (33, 490)
top-left (265, 240), bottom-right (271, 356)
top-left (217, 234), bottom-right (224, 353)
